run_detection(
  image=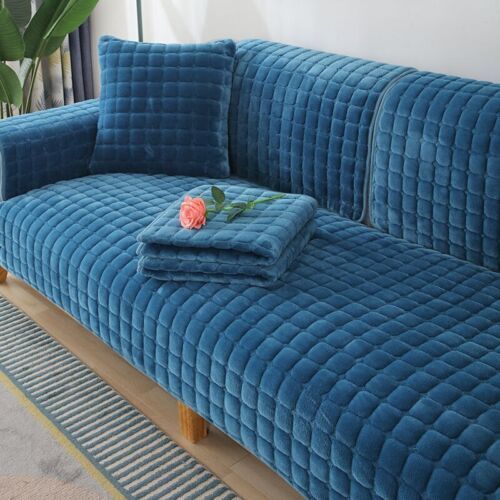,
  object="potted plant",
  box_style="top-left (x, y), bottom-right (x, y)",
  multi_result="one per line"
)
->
top-left (0, 0), bottom-right (98, 117)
